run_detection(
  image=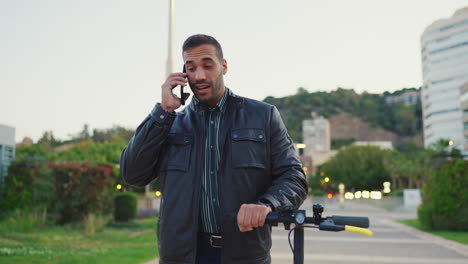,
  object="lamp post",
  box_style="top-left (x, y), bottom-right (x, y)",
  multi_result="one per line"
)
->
top-left (296, 143), bottom-right (306, 156)
top-left (166, 0), bottom-right (175, 78)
